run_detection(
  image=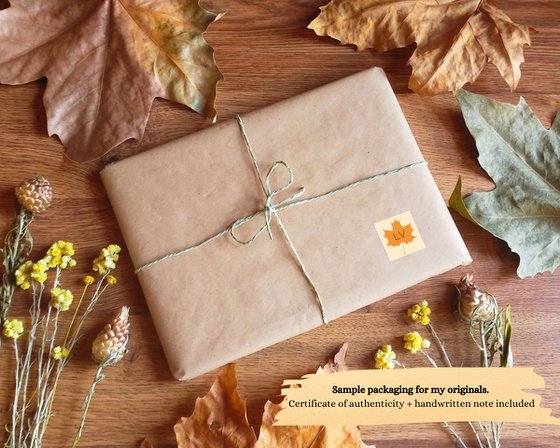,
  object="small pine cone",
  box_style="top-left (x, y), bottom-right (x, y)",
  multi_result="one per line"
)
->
top-left (456, 274), bottom-right (497, 323)
top-left (15, 177), bottom-right (53, 214)
top-left (92, 306), bottom-right (130, 366)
